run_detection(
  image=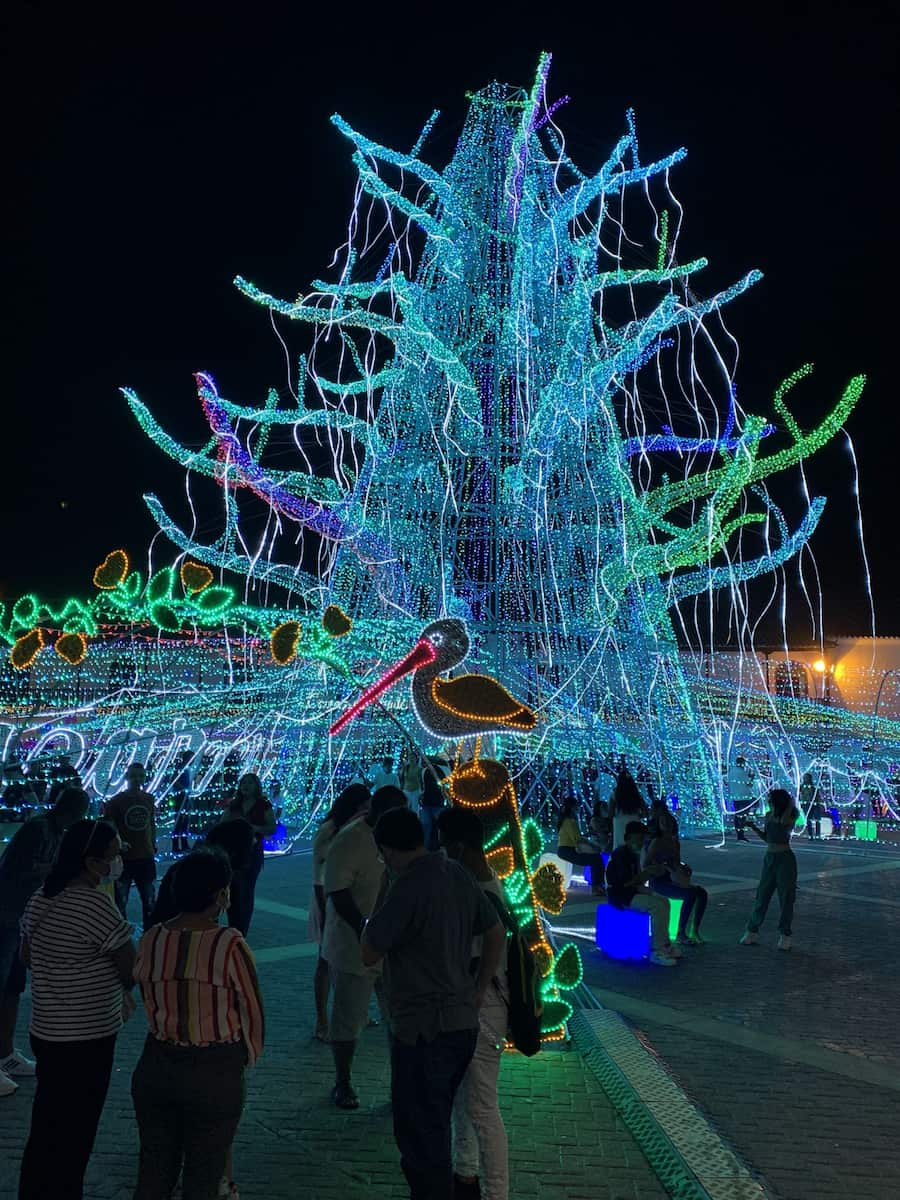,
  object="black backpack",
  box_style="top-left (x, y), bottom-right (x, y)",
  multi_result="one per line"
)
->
top-left (484, 889), bottom-right (543, 1056)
